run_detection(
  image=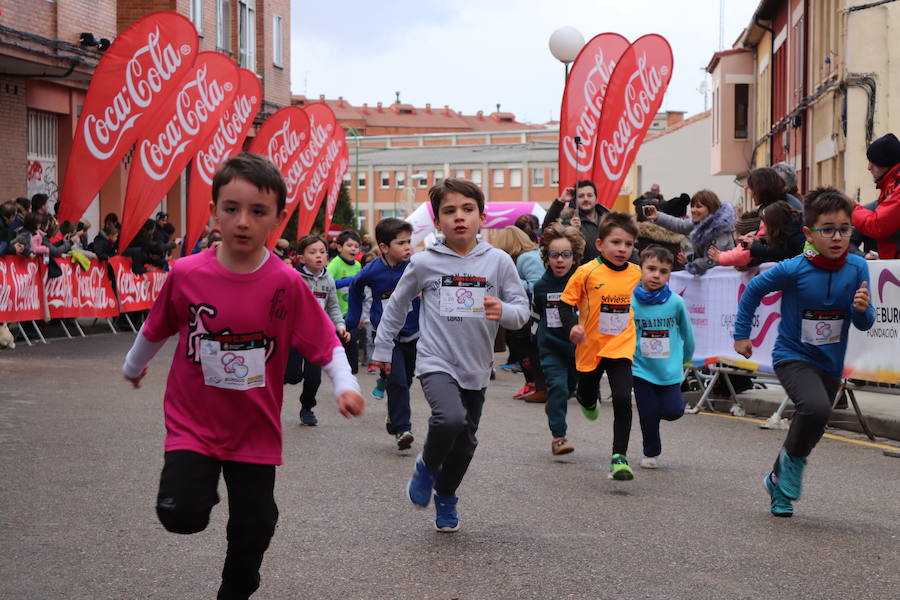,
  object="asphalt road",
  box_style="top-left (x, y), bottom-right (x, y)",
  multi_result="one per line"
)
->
top-left (1, 334), bottom-right (898, 600)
